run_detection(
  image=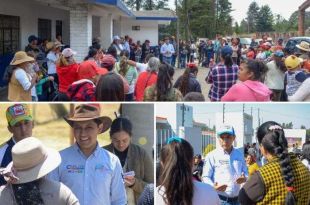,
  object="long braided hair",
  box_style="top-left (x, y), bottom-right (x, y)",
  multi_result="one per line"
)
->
top-left (257, 121), bottom-right (296, 205)
top-left (178, 64), bottom-right (198, 96)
